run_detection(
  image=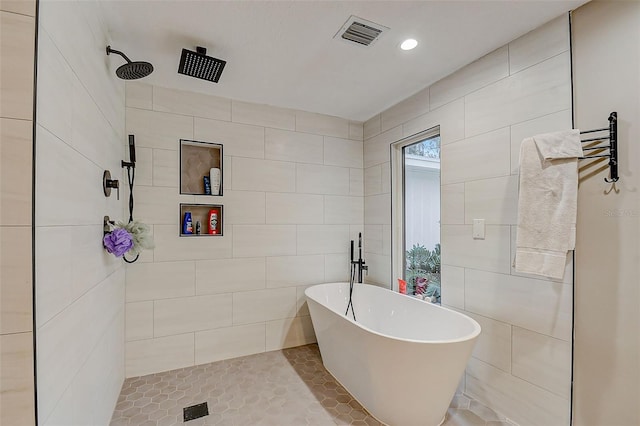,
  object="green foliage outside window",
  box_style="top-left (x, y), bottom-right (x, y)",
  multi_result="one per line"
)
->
top-left (405, 243), bottom-right (441, 302)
